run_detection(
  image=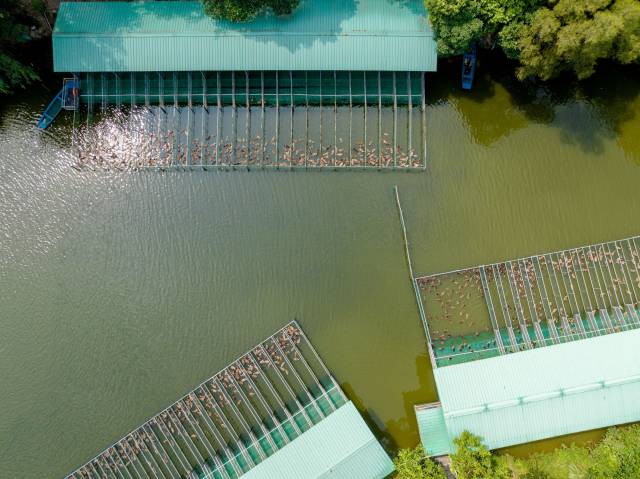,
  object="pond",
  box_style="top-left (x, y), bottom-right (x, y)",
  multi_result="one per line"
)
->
top-left (0, 59), bottom-right (639, 477)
